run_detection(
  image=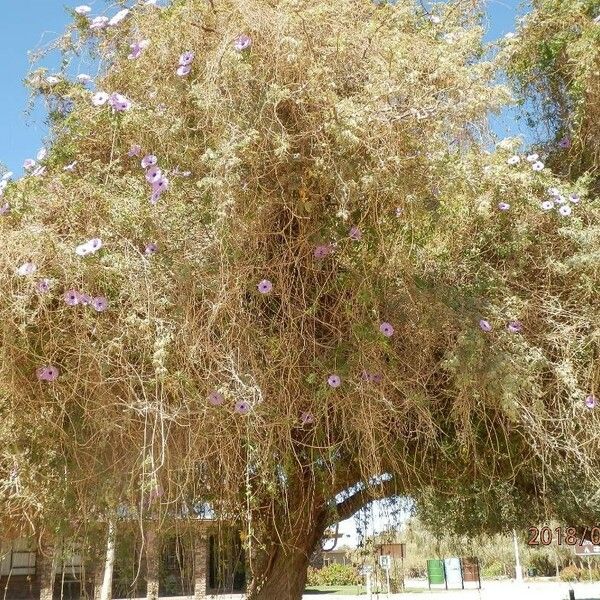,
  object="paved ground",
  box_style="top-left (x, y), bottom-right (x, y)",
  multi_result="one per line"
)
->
top-left (177, 579), bottom-right (600, 600)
